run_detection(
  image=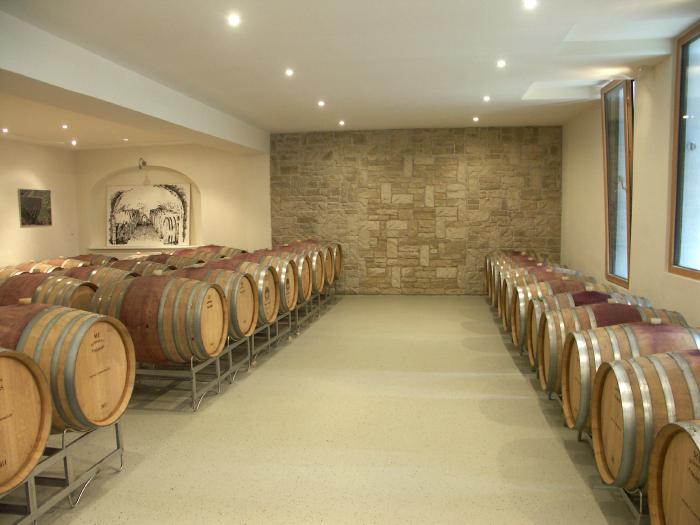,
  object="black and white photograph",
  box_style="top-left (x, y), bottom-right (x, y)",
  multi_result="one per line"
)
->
top-left (107, 184), bottom-right (190, 247)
